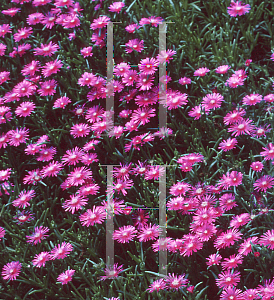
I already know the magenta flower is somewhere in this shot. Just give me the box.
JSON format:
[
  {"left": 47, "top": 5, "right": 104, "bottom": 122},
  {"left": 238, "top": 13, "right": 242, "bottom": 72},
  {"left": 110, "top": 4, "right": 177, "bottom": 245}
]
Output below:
[
  {"left": 100, "top": 263, "right": 124, "bottom": 281},
  {"left": 125, "top": 39, "right": 144, "bottom": 53},
  {"left": 13, "top": 189, "right": 35, "bottom": 208},
  {"left": 253, "top": 175, "right": 274, "bottom": 192},
  {"left": 108, "top": 2, "right": 125, "bottom": 13},
  {"left": 57, "top": 269, "right": 75, "bottom": 285},
  {"left": 27, "top": 12, "right": 44, "bottom": 25},
  {"left": 50, "top": 242, "right": 73, "bottom": 260},
  {"left": 228, "top": 118, "right": 255, "bottom": 136},
  {"left": 259, "top": 230, "right": 274, "bottom": 250},
  {"left": 41, "top": 59, "right": 63, "bottom": 77},
  {"left": 164, "top": 273, "right": 188, "bottom": 291},
  {"left": 33, "top": 41, "right": 59, "bottom": 57},
  {"left": 218, "top": 138, "right": 238, "bottom": 152},
  {"left": 15, "top": 102, "right": 36, "bottom": 117},
  {"left": 38, "top": 79, "right": 57, "bottom": 96},
  {"left": 2, "top": 7, "right": 21, "bottom": 17},
  {"left": 137, "top": 223, "right": 162, "bottom": 242},
  {"left": 0, "top": 24, "right": 12, "bottom": 38},
  {"left": 215, "top": 65, "right": 231, "bottom": 74},
  {"left": 0, "top": 227, "right": 5, "bottom": 241},
  {"left": 242, "top": 93, "right": 262, "bottom": 106},
  {"left": 206, "top": 253, "right": 222, "bottom": 267},
  {"left": 138, "top": 57, "right": 159, "bottom": 75},
  {"left": 216, "top": 269, "right": 241, "bottom": 289},
  {"left": 194, "top": 67, "right": 210, "bottom": 76},
  {"left": 225, "top": 75, "right": 244, "bottom": 88},
  {"left": 201, "top": 92, "right": 224, "bottom": 110},
  {"left": 157, "top": 49, "right": 176, "bottom": 64},
  {"left": 220, "top": 286, "right": 244, "bottom": 300},
  {"left": 221, "top": 254, "right": 243, "bottom": 271},
  {"left": 80, "top": 46, "right": 93, "bottom": 58},
  {"left": 53, "top": 96, "right": 72, "bottom": 109},
  {"left": 26, "top": 226, "right": 49, "bottom": 245},
  {"left": 112, "top": 225, "right": 137, "bottom": 243},
  {"left": 179, "top": 77, "right": 191, "bottom": 85},
  {"left": 227, "top": 1, "right": 251, "bottom": 17},
  {"left": 250, "top": 161, "right": 264, "bottom": 172},
  {"left": 146, "top": 279, "right": 167, "bottom": 293},
  {"left": 90, "top": 16, "right": 110, "bottom": 30},
  {"left": 62, "top": 194, "right": 88, "bottom": 214},
  {"left": 79, "top": 206, "right": 106, "bottom": 227},
  {"left": 70, "top": 123, "right": 90, "bottom": 138},
  {"left": 13, "top": 80, "right": 37, "bottom": 98},
  {"left": 2, "top": 261, "right": 22, "bottom": 281},
  {"left": 14, "top": 27, "right": 33, "bottom": 42},
  {"left": 214, "top": 228, "right": 243, "bottom": 250},
  {"left": 32, "top": 251, "right": 51, "bottom": 268},
  {"left": 260, "top": 143, "right": 274, "bottom": 160}
]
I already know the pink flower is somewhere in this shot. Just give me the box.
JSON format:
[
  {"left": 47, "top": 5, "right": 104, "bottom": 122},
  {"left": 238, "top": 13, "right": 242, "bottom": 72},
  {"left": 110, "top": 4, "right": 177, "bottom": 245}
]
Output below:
[
  {"left": 146, "top": 279, "right": 167, "bottom": 293},
  {"left": 100, "top": 263, "right": 124, "bottom": 281},
  {"left": 8, "top": 127, "right": 29, "bottom": 147},
  {"left": 220, "top": 286, "right": 244, "bottom": 300},
  {"left": 169, "top": 181, "right": 191, "bottom": 196},
  {"left": 188, "top": 105, "right": 202, "bottom": 119},
  {"left": 201, "top": 92, "right": 224, "bottom": 110},
  {"left": 80, "top": 46, "right": 93, "bottom": 58},
  {"left": 253, "top": 175, "right": 274, "bottom": 193},
  {"left": 14, "top": 80, "right": 37, "bottom": 98},
  {"left": 136, "top": 73, "right": 154, "bottom": 91},
  {"left": 216, "top": 269, "right": 241, "bottom": 289},
  {"left": 179, "top": 77, "right": 191, "bottom": 85},
  {"left": 215, "top": 65, "right": 231, "bottom": 74},
  {"left": 15, "top": 102, "right": 36, "bottom": 117},
  {"left": 214, "top": 228, "right": 243, "bottom": 250},
  {"left": 137, "top": 223, "right": 162, "bottom": 242},
  {"left": 218, "top": 138, "right": 238, "bottom": 152},
  {"left": 70, "top": 123, "right": 90, "bottom": 138},
  {"left": 144, "top": 165, "right": 165, "bottom": 180},
  {"left": 12, "top": 189, "right": 35, "bottom": 208},
  {"left": 194, "top": 67, "right": 210, "bottom": 76},
  {"left": 164, "top": 273, "right": 188, "bottom": 291},
  {"left": 250, "top": 161, "right": 264, "bottom": 172},
  {"left": 219, "top": 193, "right": 237, "bottom": 211},
  {"left": 0, "top": 71, "right": 10, "bottom": 85},
  {"left": 227, "top": 0, "right": 251, "bottom": 17},
  {"left": 78, "top": 183, "right": 99, "bottom": 196},
  {"left": 245, "top": 59, "right": 252, "bottom": 66},
  {"left": 157, "top": 49, "right": 176, "bottom": 64},
  {"left": 33, "top": 41, "right": 59, "bottom": 57},
  {"left": 67, "top": 166, "right": 92, "bottom": 186},
  {"left": 50, "top": 242, "right": 73, "bottom": 260},
  {"left": 62, "top": 194, "right": 88, "bottom": 214},
  {"left": 221, "top": 254, "right": 243, "bottom": 270},
  {"left": 78, "top": 72, "right": 97, "bottom": 87},
  {"left": 227, "top": 118, "right": 255, "bottom": 136},
  {"left": 38, "top": 79, "right": 57, "bottom": 96},
  {"left": 138, "top": 57, "right": 159, "bottom": 75},
  {"left": 206, "top": 253, "right": 222, "bottom": 267},
  {"left": 33, "top": 0, "right": 52, "bottom": 6},
  {"left": 2, "top": 7, "right": 21, "bottom": 17},
  {"left": 113, "top": 225, "right": 137, "bottom": 243},
  {"left": 264, "top": 94, "right": 274, "bottom": 102},
  {"left": 242, "top": 93, "right": 262, "bottom": 106},
  {"left": 37, "top": 147, "right": 56, "bottom": 162},
  {"left": 53, "top": 96, "right": 71, "bottom": 109},
  {"left": 230, "top": 213, "right": 251, "bottom": 229},
  {"left": 90, "top": 16, "right": 110, "bottom": 30},
  {"left": 32, "top": 252, "right": 51, "bottom": 268},
  {"left": 0, "top": 227, "right": 6, "bottom": 241},
  {"left": 225, "top": 75, "right": 244, "bottom": 88},
  {"left": 27, "top": 12, "right": 44, "bottom": 25},
  {"left": 260, "top": 143, "right": 274, "bottom": 160},
  {"left": 218, "top": 171, "right": 243, "bottom": 190},
  {"left": 41, "top": 161, "right": 63, "bottom": 178},
  {"left": 179, "top": 234, "right": 203, "bottom": 257},
  {"left": 79, "top": 206, "right": 106, "bottom": 227},
  {"left": 41, "top": 13, "right": 56, "bottom": 29},
  {"left": 0, "top": 169, "right": 11, "bottom": 182},
  {"left": 14, "top": 27, "right": 33, "bottom": 42},
  {"left": 125, "top": 23, "right": 140, "bottom": 33},
  {"left": 125, "top": 39, "right": 144, "bottom": 53},
  {"left": 57, "top": 269, "right": 75, "bottom": 285},
  {"left": 161, "top": 90, "right": 188, "bottom": 110},
  {"left": 224, "top": 108, "right": 246, "bottom": 125},
  {"left": 108, "top": 2, "right": 125, "bottom": 13},
  {"left": 21, "top": 60, "right": 41, "bottom": 76},
  {"left": 0, "top": 43, "right": 7, "bottom": 56},
  {"left": 0, "top": 24, "right": 12, "bottom": 38},
  {"left": 26, "top": 226, "right": 49, "bottom": 245},
  {"left": 13, "top": 210, "right": 35, "bottom": 225},
  {"left": 2, "top": 261, "right": 21, "bottom": 281},
  {"left": 148, "top": 16, "right": 164, "bottom": 27},
  {"left": 41, "top": 59, "right": 63, "bottom": 77}
]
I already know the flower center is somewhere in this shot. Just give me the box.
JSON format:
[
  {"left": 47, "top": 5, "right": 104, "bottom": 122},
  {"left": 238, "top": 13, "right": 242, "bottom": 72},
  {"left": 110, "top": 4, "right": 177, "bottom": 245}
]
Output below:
[
  {"left": 238, "top": 124, "right": 245, "bottom": 129},
  {"left": 133, "top": 45, "right": 137, "bottom": 48}
]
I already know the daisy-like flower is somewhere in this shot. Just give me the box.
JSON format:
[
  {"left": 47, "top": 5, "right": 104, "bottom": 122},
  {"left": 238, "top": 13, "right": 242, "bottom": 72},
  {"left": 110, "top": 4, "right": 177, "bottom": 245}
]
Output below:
[
  {"left": 27, "top": 12, "right": 44, "bottom": 25},
  {"left": 195, "top": 222, "right": 217, "bottom": 242},
  {"left": 100, "top": 263, "right": 124, "bottom": 281},
  {"left": 112, "top": 163, "right": 132, "bottom": 180},
  {"left": 13, "top": 210, "right": 35, "bottom": 225},
  {"left": 114, "top": 62, "right": 131, "bottom": 78},
  {"left": 2, "top": 261, "right": 22, "bottom": 281},
  {"left": 216, "top": 269, "right": 241, "bottom": 289},
  {"left": 38, "top": 79, "right": 57, "bottom": 96},
  {"left": 14, "top": 27, "right": 33, "bottom": 42},
  {"left": 131, "top": 107, "right": 156, "bottom": 126},
  {"left": 164, "top": 273, "right": 188, "bottom": 291},
  {"left": 253, "top": 175, "right": 274, "bottom": 193},
  {"left": 0, "top": 71, "right": 10, "bottom": 85},
  {"left": 136, "top": 73, "right": 155, "bottom": 91},
  {"left": 224, "top": 108, "right": 246, "bottom": 125},
  {"left": 33, "top": 0, "right": 52, "bottom": 6},
  {"left": 90, "top": 15, "right": 110, "bottom": 30},
  {"left": 242, "top": 93, "right": 262, "bottom": 106},
  {"left": 33, "top": 41, "right": 59, "bottom": 57},
  {"left": 179, "top": 234, "right": 203, "bottom": 257},
  {"left": 230, "top": 213, "right": 251, "bottom": 229},
  {"left": 108, "top": 2, "right": 125, "bottom": 13},
  {"left": 78, "top": 183, "right": 99, "bottom": 196},
  {"left": 188, "top": 105, "right": 202, "bottom": 119},
  {"left": 79, "top": 206, "right": 106, "bottom": 227},
  {"left": 15, "top": 102, "right": 36, "bottom": 117},
  {"left": 8, "top": 127, "right": 29, "bottom": 147},
  {"left": 0, "top": 43, "right": 7, "bottom": 56},
  {"left": 125, "top": 38, "right": 144, "bottom": 53},
  {"left": 219, "top": 193, "right": 237, "bottom": 211},
  {"left": 228, "top": 118, "right": 255, "bottom": 136},
  {"left": 148, "top": 16, "right": 164, "bottom": 27},
  {"left": 113, "top": 225, "right": 137, "bottom": 243},
  {"left": 57, "top": 269, "right": 75, "bottom": 285},
  {"left": 157, "top": 49, "right": 176, "bottom": 64},
  {"left": 250, "top": 161, "right": 264, "bottom": 172},
  {"left": 125, "top": 23, "right": 140, "bottom": 33},
  {"left": 146, "top": 279, "right": 167, "bottom": 293},
  {"left": 206, "top": 253, "right": 222, "bottom": 267},
  {"left": 264, "top": 94, "right": 274, "bottom": 103},
  {"left": 170, "top": 181, "right": 191, "bottom": 196},
  {"left": 62, "top": 194, "right": 88, "bottom": 214},
  {"left": 260, "top": 143, "right": 274, "bottom": 160},
  {"left": 215, "top": 65, "right": 231, "bottom": 74},
  {"left": 144, "top": 165, "right": 165, "bottom": 180},
  {"left": 41, "top": 12, "right": 56, "bottom": 29},
  {"left": 14, "top": 80, "right": 37, "bottom": 98},
  {"left": 225, "top": 75, "right": 245, "bottom": 88},
  {"left": 0, "top": 24, "right": 12, "bottom": 38},
  {"left": 26, "top": 226, "right": 49, "bottom": 245},
  {"left": 179, "top": 76, "right": 191, "bottom": 85},
  {"left": 201, "top": 92, "right": 224, "bottom": 110},
  {"left": 41, "top": 59, "right": 63, "bottom": 77},
  {"left": 21, "top": 60, "right": 41, "bottom": 76},
  {"left": 50, "top": 242, "right": 73, "bottom": 260},
  {"left": 167, "top": 196, "right": 185, "bottom": 211},
  {"left": 54, "top": 0, "right": 73, "bottom": 7},
  {"left": 78, "top": 72, "right": 97, "bottom": 87},
  {"left": 221, "top": 254, "right": 243, "bottom": 271},
  {"left": 161, "top": 89, "right": 188, "bottom": 110},
  {"left": 32, "top": 252, "right": 50, "bottom": 268},
  {"left": 41, "top": 161, "right": 62, "bottom": 178},
  {"left": 194, "top": 67, "right": 210, "bottom": 76},
  {"left": 37, "top": 147, "right": 56, "bottom": 162},
  {"left": 137, "top": 223, "right": 162, "bottom": 242},
  {"left": 218, "top": 138, "right": 238, "bottom": 152},
  {"left": 0, "top": 168, "right": 12, "bottom": 181},
  {"left": 67, "top": 166, "right": 92, "bottom": 187},
  {"left": 80, "top": 46, "right": 93, "bottom": 58},
  {"left": 227, "top": 0, "right": 251, "bottom": 17},
  {"left": 214, "top": 228, "right": 243, "bottom": 250},
  {"left": 242, "top": 289, "right": 257, "bottom": 300},
  {"left": 53, "top": 96, "right": 71, "bottom": 109},
  {"left": 0, "top": 227, "right": 6, "bottom": 241},
  {"left": 138, "top": 57, "right": 159, "bottom": 75},
  {"left": 218, "top": 171, "right": 243, "bottom": 190},
  {"left": 192, "top": 207, "right": 217, "bottom": 226},
  {"left": 70, "top": 123, "right": 90, "bottom": 138},
  {"left": 2, "top": 7, "right": 21, "bottom": 17},
  {"left": 252, "top": 124, "right": 271, "bottom": 138},
  {"left": 62, "top": 147, "right": 83, "bottom": 166},
  {"left": 12, "top": 189, "right": 35, "bottom": 208}
]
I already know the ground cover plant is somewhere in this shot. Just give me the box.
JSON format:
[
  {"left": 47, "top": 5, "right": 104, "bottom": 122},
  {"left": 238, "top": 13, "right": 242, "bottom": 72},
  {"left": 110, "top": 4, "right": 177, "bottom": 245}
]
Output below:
[{"left": 0, "top": 0, "right": 274, "bottom": 299}]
